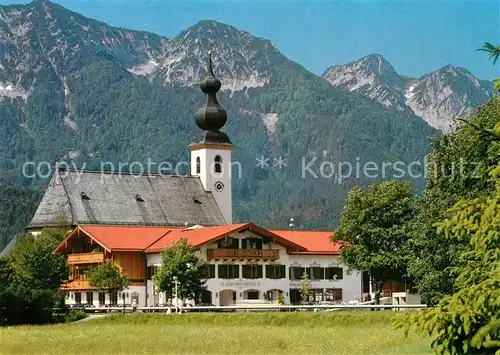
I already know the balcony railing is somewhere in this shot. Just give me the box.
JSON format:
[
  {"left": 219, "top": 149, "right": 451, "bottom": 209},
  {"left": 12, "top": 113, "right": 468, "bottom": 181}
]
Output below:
[
  {"left": 207, "top": 248, "right": 280, "bottom": 261},
  {"left": 60, "top": 279, "right": 94, "bottom": 291},
  {"left": 67, "top": 252, "right": 104, "bottom": 264}
]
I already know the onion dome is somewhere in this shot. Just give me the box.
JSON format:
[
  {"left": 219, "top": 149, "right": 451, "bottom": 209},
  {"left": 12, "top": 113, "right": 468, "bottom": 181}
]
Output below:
[{"left": 194, "top": 51, "right": 231, "bottom": 144}]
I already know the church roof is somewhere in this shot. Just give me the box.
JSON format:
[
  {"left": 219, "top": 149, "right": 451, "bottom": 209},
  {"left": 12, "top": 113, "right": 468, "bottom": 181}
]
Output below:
[
  {"left": 193, "top": 51, "right": 231, "bottom": 145},
  {"left": 28, "top": 169, "right": 226, "bottom": 229},
  {"left": 0, "top": 233, "right": 23, "bottom": 258}
]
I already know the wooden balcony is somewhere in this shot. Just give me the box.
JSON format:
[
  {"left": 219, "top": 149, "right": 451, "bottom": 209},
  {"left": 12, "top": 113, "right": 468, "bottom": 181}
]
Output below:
[
  {"left": 67, "top": 252, "right": 104, "bottom": 265},
  {"left": 207, "top": 248, "right": 280, "bottom": 261},
  {"left": 60, "top": 279, "right": 94, "bottom": 291}
]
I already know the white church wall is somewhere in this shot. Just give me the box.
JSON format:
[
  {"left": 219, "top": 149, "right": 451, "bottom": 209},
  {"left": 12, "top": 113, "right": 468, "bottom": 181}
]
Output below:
[{"left": 190, "top": 146, "right": 232, "bottom": 224}]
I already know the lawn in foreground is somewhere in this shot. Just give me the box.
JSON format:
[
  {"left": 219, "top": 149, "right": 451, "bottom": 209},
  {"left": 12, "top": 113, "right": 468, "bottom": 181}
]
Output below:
[{"left": 0, "top": 311, "right": 431, "bottom": 354}]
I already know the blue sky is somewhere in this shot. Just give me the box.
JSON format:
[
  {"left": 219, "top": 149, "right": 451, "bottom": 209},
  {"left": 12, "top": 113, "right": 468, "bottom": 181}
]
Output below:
[{"left": 2, "top": 0, "right": 499, "bottom": 79}]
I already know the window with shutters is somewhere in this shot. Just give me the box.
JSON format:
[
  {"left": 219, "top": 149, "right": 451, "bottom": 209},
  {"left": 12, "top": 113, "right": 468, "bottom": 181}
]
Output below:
[
  {"left": 310, "top": 267, "right": 325, "bottom": 280},
  {"left": 202, "top": 264, "right": 216, "bottom": 279},
  {"left": 289, "top": 289, "right": 301, "bottom": 305},
  {"left": 289, "top": 266, "right": 305, "bottom": 280},
  {"left": 242, "top": 264, "right": 263, "bottom": 279},
  {"left": 110, "top": 292, "right": 118, "bottom": 305},
  {"left": 147, "top": 266, "right": 160, "bottom": 279},
  {"left": 217, "top": 237, "right": 239, "bottom": 249},
  {"left": 218, "top": 264, "right": 239, "bottom": 279},
  {"left": 242, "top": 238, "right": 263, "bottom": 249},
  {"left": 325, "top": 267, "right": 343, "bottom": 280},
  {"left": 266, "top": 264, "right": 286, "bottom": 279}
]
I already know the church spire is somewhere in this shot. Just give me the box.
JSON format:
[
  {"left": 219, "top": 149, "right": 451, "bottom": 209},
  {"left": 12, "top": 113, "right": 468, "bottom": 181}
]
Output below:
[{"left": 194, "top": 51, "right": 231, "bottom": 144}]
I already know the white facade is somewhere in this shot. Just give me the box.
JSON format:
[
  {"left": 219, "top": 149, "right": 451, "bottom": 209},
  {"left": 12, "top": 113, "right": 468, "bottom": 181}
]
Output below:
[
  {"left": 145, "top": 230, "right": 362, "bottom": 306},
  {"left": 66, "top": 285, "right": 145, "bottom": 307},
  {"left": 190, "top": 144, "right": 232, "bottom": 224}
]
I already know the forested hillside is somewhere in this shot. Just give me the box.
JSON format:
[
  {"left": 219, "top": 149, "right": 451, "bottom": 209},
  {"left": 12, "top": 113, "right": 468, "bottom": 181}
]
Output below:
[
  {"left": 0, "top": 1, "right": 440, "bottom": 248},
  {"left": 0, "top": 179, "right": 40, "bottom": 249}
]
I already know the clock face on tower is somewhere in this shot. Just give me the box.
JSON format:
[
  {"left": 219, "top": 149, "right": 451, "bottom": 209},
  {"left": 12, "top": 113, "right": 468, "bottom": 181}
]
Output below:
[{"left": 214, "top": 181, "right": 224, "bottom": 192}]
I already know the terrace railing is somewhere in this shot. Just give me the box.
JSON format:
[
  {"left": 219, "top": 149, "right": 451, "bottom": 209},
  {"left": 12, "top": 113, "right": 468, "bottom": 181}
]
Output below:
[
  {"left": 207, "top": 248, "right": 280, "bottom": 261},
  {"left": 60, "top": 279, "right": 94, "bottom": 291},
  {"left": 67, "top": 252, "right": 104, "bottom": 264},
  {"left": 66, "top": 304, "right": 427, "bottom": 313}
]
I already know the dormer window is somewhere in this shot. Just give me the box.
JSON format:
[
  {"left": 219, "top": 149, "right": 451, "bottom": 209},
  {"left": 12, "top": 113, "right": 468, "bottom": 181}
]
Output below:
[
  {"left": 80, "top": 192, "right": 90, "bottom": 200},
  {"left": 214, "top": 155, "right": 222, "bottom": 173},
  {"left": 135, "top": 195, "right": 145, "bottom": 202},
  {"left": 193, "top": 197, "right": 202, "bottom": 205}
]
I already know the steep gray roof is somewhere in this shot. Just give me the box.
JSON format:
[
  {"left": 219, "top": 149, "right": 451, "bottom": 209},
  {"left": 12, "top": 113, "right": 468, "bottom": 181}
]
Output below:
[
  {"left": 28, "top": 169, "right": 226, "bottom": 229},
  {"left": 0, "top": 234, "right": 22, "bottom": 258}
]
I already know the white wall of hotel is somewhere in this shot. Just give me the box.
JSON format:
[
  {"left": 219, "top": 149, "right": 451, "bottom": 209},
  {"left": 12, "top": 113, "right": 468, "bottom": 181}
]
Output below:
[
  {"left": 146, "top": 230, "right": 362, "bottom": 306},
  {"left": 66, "top": 286, "right": 146, "bottom": 307}
]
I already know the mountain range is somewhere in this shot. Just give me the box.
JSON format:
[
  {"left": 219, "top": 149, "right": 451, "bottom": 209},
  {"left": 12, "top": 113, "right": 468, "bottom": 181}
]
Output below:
[
  {"left": 0, "top": 0, "right": 493, "bottom": 249},
  {"left": 323, "top": 54, "right": 493, "bottom": 131}
]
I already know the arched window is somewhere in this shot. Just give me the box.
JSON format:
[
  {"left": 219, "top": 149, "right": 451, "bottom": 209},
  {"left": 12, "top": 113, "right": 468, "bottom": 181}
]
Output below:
[
  {"left": 196, "top": 157, "right": 201, "bottom": 174},
  {"left": 214, "top": 155, "right": 222, "bottom": 173}
]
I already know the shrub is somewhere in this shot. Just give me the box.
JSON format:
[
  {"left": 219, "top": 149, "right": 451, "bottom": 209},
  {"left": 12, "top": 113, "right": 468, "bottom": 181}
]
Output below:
[{"left": 65, "top": 310, "right": 87, "bottom": 323}]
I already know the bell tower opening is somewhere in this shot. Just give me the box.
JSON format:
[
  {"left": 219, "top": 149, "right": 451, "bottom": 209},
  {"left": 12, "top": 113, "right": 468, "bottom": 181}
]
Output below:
[{"left": 214, "top": 155, "right": 222, "bottom": 173}]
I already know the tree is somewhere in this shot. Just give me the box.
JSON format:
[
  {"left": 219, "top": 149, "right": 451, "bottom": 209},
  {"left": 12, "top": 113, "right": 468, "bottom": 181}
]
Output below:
[
  {"left": 0, "top": 256, "right": 13, "bottom": 289},
  {"left": 0, "top": 179, "right": 40, "bottom": 251},
  {"left": 397, "top": 122, "right": 500, "bottom": 354},
  {"left": 333, "top": 180, "right": 415, "bottom": 304},
  {"left": 0, "top": 229, "right": 69, "bottom": 325},
  {"left": 408, "top": 91, "right": 500, "bottom": 305},
  {"left": 277, "top": 291, "right": 285, "bottom": 305},
  {"left": 478, "top": 42, "right": 500, "bottom": 64},
  {"left": 154, "top": 238, "right": 207, "bottom": 301},
  {"left": 0, "top": 256, "right": 13, "bottom": 323},
  {"left": 477, "top": 42, "right": 500, "bottom": 92},
  {"left": 87, "top": 260, "right": 130, "bottom": 295},
  {"left": 299, "top": 272, "right": 312, "bottom": 304}
]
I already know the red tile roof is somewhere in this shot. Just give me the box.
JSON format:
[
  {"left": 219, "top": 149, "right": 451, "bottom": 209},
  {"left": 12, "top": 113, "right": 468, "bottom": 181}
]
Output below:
[
  {"left": 145, "top": 223, "right": 305, "bottom": 253},
  {"left": 56, "top": 225, "right": 176, "bottom": 252},
  {"left": 79, "top": 225, "right": 175, "bottom": 251},
  {"left": 270, "top": 230, "right": 340, "bottom": 254},
  {"left": 144, "top": 224, "right": 245, "bottom": 253},
  {"left": 55, "top": 224, "right": 337, "bottom": 255}
]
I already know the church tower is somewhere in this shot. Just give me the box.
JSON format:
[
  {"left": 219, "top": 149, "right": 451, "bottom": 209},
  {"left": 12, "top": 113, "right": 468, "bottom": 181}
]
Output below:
[{"left": 190, "top": 52, "right": 232, "bottom": 224}]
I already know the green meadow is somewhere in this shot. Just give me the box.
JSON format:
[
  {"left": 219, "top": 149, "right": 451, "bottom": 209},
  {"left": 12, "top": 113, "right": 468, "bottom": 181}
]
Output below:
[{"left": 0, "top": 312, "right": 431, "bottom": 354}]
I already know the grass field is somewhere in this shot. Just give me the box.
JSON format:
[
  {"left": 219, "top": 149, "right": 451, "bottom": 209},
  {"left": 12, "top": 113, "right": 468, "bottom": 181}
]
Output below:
[{"left": 0, "top": 312, "right": 431, "bottom": 354}]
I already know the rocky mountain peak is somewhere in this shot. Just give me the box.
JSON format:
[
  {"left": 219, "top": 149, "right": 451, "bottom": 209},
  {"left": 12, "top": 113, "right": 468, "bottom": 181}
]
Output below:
[
  {"left": 323, "top": 55, "right": 493, "bottom": 131},
  {"left": 0, "top": 0, "right": 165, "bottom": 90},
  {"left": 404, "top": 64, "right": 493, "bottom": 131},
  {"left": 129, "top": 20, "right": 283, "bottom": 92},
  {"left": 323, "top": 54, "right": 406, "bottom": 110}
]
